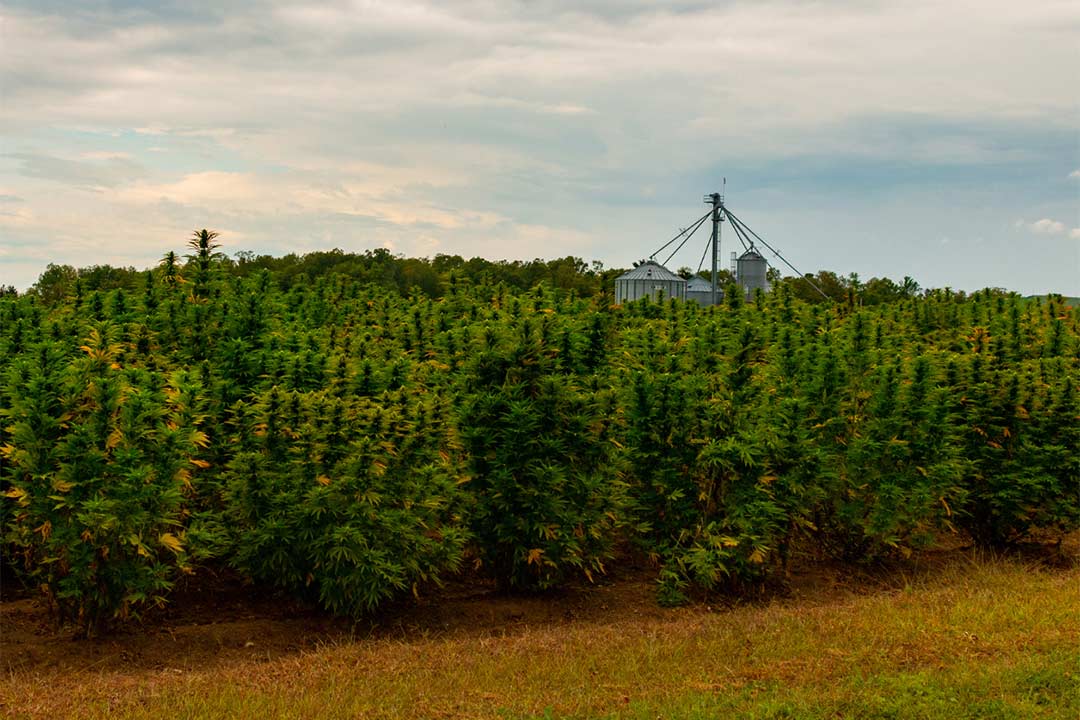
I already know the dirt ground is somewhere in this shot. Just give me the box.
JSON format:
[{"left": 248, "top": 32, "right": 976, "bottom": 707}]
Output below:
[{"left": 2, "top": 535, "right": 1075, "bottom": 681}]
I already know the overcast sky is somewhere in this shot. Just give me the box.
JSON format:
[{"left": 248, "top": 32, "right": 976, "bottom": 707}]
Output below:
[{"left": 2, "top": 0, "right": 1078, "bottom": 294}]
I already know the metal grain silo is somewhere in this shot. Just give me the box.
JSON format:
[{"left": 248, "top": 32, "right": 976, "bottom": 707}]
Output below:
[
  {"left": 614, "top": 261, "right": 686, "bottom": 304},
  {"left": 736, "top": 249, "right": 769, "bottom": 297},
  {"left": 685, "top": 275, "right": 719, "bottom": 305}
]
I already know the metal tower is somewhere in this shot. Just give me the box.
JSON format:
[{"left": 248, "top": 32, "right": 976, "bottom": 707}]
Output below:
[
  {"left": 638, "top": 181, "right": 828, "bottom": 304},
  {"left": 704, "top": 187, "right": 724, "bottom": 306}
]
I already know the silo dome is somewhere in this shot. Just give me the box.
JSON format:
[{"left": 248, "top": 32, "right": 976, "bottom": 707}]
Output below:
[
  {"left": 614, "top": 261, "right": 686, "bottom": 304},
  {"left": 736, "top": 249, "right": 769, "bottom": 297},
  {"left": 685, "top": 275, "right": 719, "bottom": 305}
]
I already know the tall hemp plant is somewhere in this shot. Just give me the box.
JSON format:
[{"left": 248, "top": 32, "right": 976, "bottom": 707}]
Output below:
[
  {"left": 459, "top": 320, "right": 625, "bottom": 591},
  {"left": 3, "top": 325, "right": 207, "bottom": 636},
  {"left": 185, "top": 229, "right": 222, "bottom": 300},
  {"left": 223, "top": 384, "right": 469, "bottom": 617}
]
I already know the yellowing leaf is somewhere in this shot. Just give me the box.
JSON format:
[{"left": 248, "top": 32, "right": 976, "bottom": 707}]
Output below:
[
  {"left": 51, "top": 479, "right": 75, "bottom": 493},
  {"left": 105, "top": 428, "right": 124, "bottom": 450},
  {"left": 748, "top": 548, "right": 766, "bottom": 564},
  {"left": 317, "top": 475, "right": 332, "bottom": 486},
  {"left": 190, "top": 459, "right": 211, "bottom": 469},
  {"left": 159, "top": 532, "right": 184, "bottom": 554},
  {"left": 526, "top": 548, "right": 544, "bottom": 566}
]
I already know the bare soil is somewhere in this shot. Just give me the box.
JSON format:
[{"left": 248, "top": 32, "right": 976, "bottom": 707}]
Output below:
[{"left": 2, "top": 535, "right": 1074, "bottom": 680}]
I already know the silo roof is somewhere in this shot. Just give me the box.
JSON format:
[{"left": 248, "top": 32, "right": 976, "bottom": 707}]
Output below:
[
  {"left": 738, "top": 249, "right": 765, "bottom": 261},
  {"left": 615, "top": 261, "right": 685, "bottom": 282},
  {"left": 686, "top": 276, "right": 715, "bottom": 291}
]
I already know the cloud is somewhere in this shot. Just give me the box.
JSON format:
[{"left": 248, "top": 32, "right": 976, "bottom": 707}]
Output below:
[
  {"left": 1070, "top": 228, "right": 1080, "bottom": 240},
  {"left": 112, "top": 168, "right": 507, "bottom": 232},
  {"left": 1070, "top": 170, "right": 1080, "bottom": 179},
  {"left": 3, "top": 152, "right": 145, "bottom": 189},
  {"left": 80, "top": 151, "right": 133, "bottom": 161},
  {"left": 0, "top": 1, "right": 1078, "bottom": 295},
  {"left": 117, "top": 171, "right": 263, "bottom": 209},
  {"left": 1029, "top": 218, "right": 1067, "bottom": 235}
]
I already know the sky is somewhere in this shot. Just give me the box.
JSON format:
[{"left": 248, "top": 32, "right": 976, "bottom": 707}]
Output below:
[{"left": 1, "top": 0, "right": 1078, "bottom": 295}]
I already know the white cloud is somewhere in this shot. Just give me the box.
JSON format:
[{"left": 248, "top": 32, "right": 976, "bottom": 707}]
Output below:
[
  {"left": 1029, "top": 218, "right": 1067, "bottom": 235},
  {"left": 117, "top": 172, "right": 264, "bottom": 209},
  {"left": 1069, "top": 169, "right": 1080, "bottom": 179},
  {"left": 79, "top": 151, "right": 132, "bottom": 161},
  {"left": 0, "top": 1, "right": 1078, "bottom": 295},
  {"left": 1070, "top": 228, "right": 1080, "bottom": 240}
]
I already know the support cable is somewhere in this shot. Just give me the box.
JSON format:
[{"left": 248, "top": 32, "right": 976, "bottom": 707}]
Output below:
[
  {"left": 695, "top": 232, "right": 712, "bottom": 273},
  {"left": 649, "top": 210, "right": 712, "bottom": 261},
  {"left": 725, "top": 210, "right": 753, "bottom": 252},
  {"left": 662, "top": 212, "right": 710, "bottom": 267},
  {"left": 723, "top": 208, "right": 831, "bottom": 301}
]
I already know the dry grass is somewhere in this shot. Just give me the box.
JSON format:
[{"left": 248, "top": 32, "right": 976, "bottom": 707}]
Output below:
[{"left": 2, "top": 552, "right": 1078, "bottom": 719}]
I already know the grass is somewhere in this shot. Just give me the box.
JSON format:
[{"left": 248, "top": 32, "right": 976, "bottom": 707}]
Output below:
[{"left": 2, "top": 552, "right": 1078, "bottom": 719}]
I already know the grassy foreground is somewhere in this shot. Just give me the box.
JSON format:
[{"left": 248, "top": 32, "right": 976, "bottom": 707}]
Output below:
[{"left": 2, "top": 553, "right": 1078, "bottom": 719}]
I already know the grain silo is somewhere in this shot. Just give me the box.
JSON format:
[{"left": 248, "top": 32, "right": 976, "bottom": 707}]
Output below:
[
  {"left": 736, "top": 249, "right": 769, "bottom": 297},
  {"left": 685, "top": 275, "right": 719, "bottom": 305},
  {"left": 614, "top": 261, "right": 686, "bottom": 304}
]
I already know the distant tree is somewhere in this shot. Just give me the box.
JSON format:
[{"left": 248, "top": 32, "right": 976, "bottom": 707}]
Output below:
[
  {"left": 861, "top": 277, "right": 901, "bottom": 305},
  {"left": 784, "top": 271, "right": 845, "bottom": 303},
  {"left": 901, "top": 276, "right": 921, "bottom": 298},
  {"left": 77, "top": 265, "right": 139, "bottom": 292},
  {"left": 31, "top": 264, "right": 78, "bottom": 306},
  {"left": 696, "top": 269, "right": 734, "bottom": 285}
]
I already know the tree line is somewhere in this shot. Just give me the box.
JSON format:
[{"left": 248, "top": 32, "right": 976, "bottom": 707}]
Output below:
[{"left": 28, "top": 245, "right": 949, "bottom": 308}]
